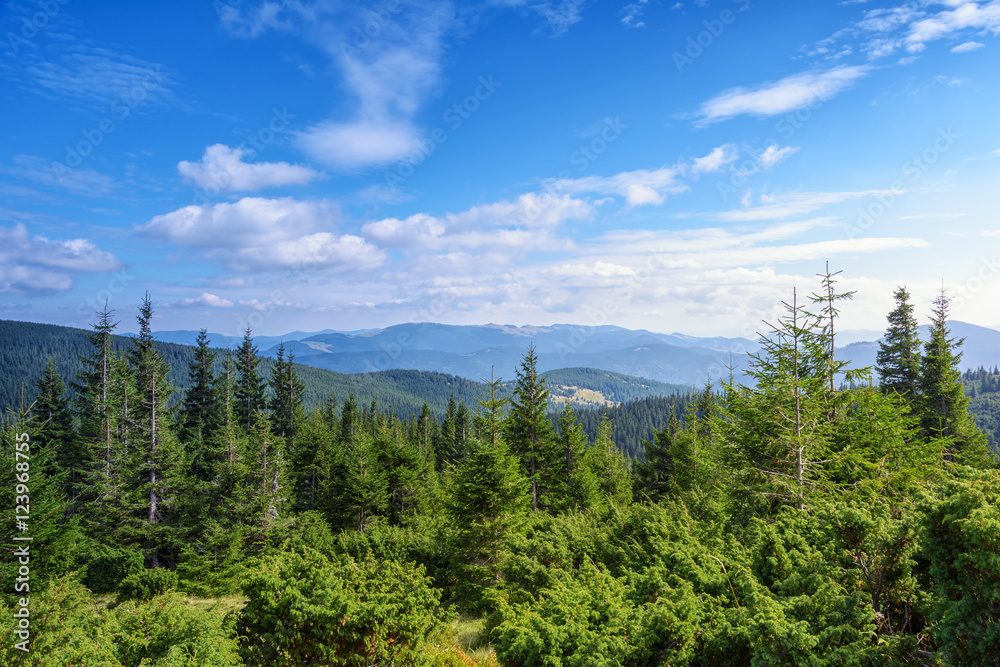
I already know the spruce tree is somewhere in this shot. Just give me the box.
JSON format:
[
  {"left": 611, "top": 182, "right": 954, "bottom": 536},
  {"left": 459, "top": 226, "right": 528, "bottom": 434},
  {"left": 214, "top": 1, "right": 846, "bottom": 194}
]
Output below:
[
  {"left": 234, "top": 327, "right": 266, "bottom": 433},
  {"left": 635, "top": 412, "right": 679, "bottom": 503},
  {"left": 877, "top": 286, "right": 922, "bottom": 400},
  {"left": 30, "top": 360, "right": 81, "bottom": 499},
  {"left": 553, "top": 403, "right": 598, "bottom": 511},
  {"left": 918, "top": 287, "right": 991, "bottom": 465},
  {"left": 178, "top": 329, "right": 224, "bottom": 481},
  {"left": 505, "top": 346, "right": 557, "bottom": 512},
  {"left": 268, "top": 343, "right": 305, "bottom": 440},
  {"left": 721, "top": 287, "right": 844, "bottom": 514},
  {"left": 586, "top": 413, "right": 632, "bottom": 507},
  {"left": 125, "top": 294, "right": 181, "bottom": 568}
]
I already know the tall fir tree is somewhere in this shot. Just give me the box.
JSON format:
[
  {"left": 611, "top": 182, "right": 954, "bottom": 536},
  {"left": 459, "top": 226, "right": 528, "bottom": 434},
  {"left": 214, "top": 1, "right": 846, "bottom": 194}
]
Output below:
[
  {"left": 268, "top": 343, "right": 305, "bottom": 440},
  {"left": 125, "top": 294, "right": 182, "bottom": 568},
  {"left": 72, "top": 306, "right": 129, "bottom": 534},
  {"left": 720, "top": 286, "right": 847, "bottom": 514},
  {"left": 505, "top": 346, "right": 557, "bottom": 512},
  {"left": 178, "top": 329, "right": 224, "bottom": 482},
  {"left": 877, "top": 286, "right": 922, "bottom": 400},
  {"left": 586, "top": 413, "right": 632, "bottom": 508},
  {"left": 553, "top": 403, "right": 599, "bottom": 511},
  {"left": 635, "top": 412, "right": 680, "bottom": 503},
  {"left": 917, "top": 286, "right": 991, "bottom": 465},
  {"left": 234, "top": 326, "right": 267, "bottom": 433},
  {"left": 30, "top": 360, "right": 81, "bottom": 499}
]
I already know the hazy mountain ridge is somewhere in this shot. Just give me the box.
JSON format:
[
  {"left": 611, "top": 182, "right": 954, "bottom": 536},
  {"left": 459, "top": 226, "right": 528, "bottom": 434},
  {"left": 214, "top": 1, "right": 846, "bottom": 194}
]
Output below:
[{"left": 92, "top": 320, "right": 1000, "bottom": 388}]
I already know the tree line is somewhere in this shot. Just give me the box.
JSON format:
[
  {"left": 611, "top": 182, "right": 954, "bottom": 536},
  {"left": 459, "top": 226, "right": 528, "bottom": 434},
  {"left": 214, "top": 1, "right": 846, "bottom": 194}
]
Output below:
[{"left": 2, "top": 272, "right": 999, "bottom": 666}]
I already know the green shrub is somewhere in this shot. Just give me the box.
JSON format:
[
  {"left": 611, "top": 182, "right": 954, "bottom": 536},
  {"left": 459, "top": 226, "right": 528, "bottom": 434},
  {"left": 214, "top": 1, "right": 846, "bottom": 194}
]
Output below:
[
  {"left": 118, "top": 567, "right": 179, "bottom": 601},
  {"left": 239, "top": 546, "right": 443, "bottom": 666},
  {"left": 111, "top": 592, "right": 243, "bottom": 666},
  {"left": 84, "top": 546, "right": 145, "bottom": 595}
]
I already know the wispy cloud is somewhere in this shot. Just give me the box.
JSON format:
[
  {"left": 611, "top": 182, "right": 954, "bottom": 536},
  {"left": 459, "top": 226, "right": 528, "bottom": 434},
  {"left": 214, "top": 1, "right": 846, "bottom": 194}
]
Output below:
[
  {"left": 2, "top": 155, "right": 116, "bottom": 195},
  {"left": 13, "top": 45, "right": 178, "bottom": 109},
  {"left": 691, "top": 144, "right": 739, "bottom": 174},
  {"left": 905, "top": 1, "right": 1000, "bottom": 51},
  {"left": 549, "top": 166, "right": 687, "bottom": 206},
  {"left": 620, "top": 0, "right": 649, "bottom": 28},
  {"left": 220, "top": 1, "right": 455, "bottom": 172},
  {"left": 493, "top": 0, "right": 590, "bottom": 35},
  {"left": 178, "top": 144, "right": 323, "bottom": 192},
  {"left": 695, "top": 65, "right": 871, "bottom": 125},
  {"left": 758, "top": 145, "right": 800, "bottom": 169},
  {"left": 951, "top": 40, "right": 986, "bottom": 52},
  {"left": 716, "top": 189, "right": 894, "bottom": 222}
]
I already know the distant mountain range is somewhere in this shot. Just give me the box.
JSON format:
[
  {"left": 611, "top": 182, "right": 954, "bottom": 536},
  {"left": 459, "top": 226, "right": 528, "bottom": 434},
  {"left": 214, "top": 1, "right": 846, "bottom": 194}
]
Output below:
[
  {"left": 129, "top": 320, "right": 1000, "bottom": 388},
  {"left": 141, "top": 323, "right": 760, "bottom": 387}
]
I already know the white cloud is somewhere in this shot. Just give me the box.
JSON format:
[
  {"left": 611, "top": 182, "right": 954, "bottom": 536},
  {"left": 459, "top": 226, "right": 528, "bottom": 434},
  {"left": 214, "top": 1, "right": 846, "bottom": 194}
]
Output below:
[
  {"left": 179, "top": 292, "right": 234, "bottom": 308},
  {"left": 140, "top": 197, "right": 338, "bottom": 248},
  {"left": 177, "top": 144, "right": 322, "bottom": 192},
  {"left": 758, "top": 145, "right": 800, "bottom": 169},
  {"left": 549, "top": 167, "right": 686, "bottom": 206},
  {"left": 695, "top": 65, "right": 871, "bottom": 125},
  {"left": 951, "top": 40, "right": 986, "bottom": 51},
  {"left": 691, "top": 144, "right": 739, "bottom": 174},
  {"left": 297, "top": 119, "right": 422, "bottom": 172},
  {"left": 138, "top": 196, "right": 384, "bottom": 272},
  {"left": 0, "top": 224, "right": 122, "bottom": 293},
  {"left": 362, "top": 192, "right": 592, "bottom": 251},
  {"left": 906, "top": 1, "right": 1000, "bottom": 51}
]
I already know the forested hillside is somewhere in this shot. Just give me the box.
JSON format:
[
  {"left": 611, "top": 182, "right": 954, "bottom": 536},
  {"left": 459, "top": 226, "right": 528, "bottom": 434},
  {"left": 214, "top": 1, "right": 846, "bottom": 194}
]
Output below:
[
  {"left": 963, "top": 366, "right": 1000, "bottom": 452},
  {"left": 2, "top": 278, "right": 999, "bottom": 666}
]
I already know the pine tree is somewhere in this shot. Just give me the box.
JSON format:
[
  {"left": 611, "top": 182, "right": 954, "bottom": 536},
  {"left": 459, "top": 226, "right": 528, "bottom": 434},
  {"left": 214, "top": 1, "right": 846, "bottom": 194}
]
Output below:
[
  {"left": 505, "top": 346, "right": 557, "bottom": 512},
  {"left": 234, "top": 327, "right": 266, "bottom": 433},
  {"left": 1, "top": 407, "right": 84, "bottom": 594},
  {"left": 178, "top": 329, "right": 224, "bottom": 482},
  {"left": 449, "top": 377, "right": 529, "bottom": 603},
  {"left": 721, "top": 286, "right": 844, "bottom": 514},
  {"left": 124, "top": 294, "right": 182, "bottom": 568},
  {"left": 553, "top": 403, "right": 598, "bottom": 511},
  {"left": 586, "top": 413, "right": 632, "bottom": 507},
  {"left": 268, "top": 343, "right": 305, "bottom": 440},
  {"left": 918, "top": 287, "right": 991, "bottom": 465},
  {"left": 290, "top": 409, "right": 335, "bottom": 512},
  {"left": 635, "top": 412, "right": 679, "bottom": 503},
  {"left": 72, "top": 307, "right": 130, "bottom": 534},
  {"left": 29, "top": 360, "right": 81, "bottom": 499},
  {"left": 877, "top": 286, "right": 922, "bottom": 400}
]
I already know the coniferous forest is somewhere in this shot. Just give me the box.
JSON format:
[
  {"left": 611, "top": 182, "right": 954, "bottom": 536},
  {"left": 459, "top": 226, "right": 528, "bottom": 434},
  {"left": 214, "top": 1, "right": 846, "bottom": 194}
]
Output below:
[{"left": 2, "top": 273, "right": 999, "bottom": 666}]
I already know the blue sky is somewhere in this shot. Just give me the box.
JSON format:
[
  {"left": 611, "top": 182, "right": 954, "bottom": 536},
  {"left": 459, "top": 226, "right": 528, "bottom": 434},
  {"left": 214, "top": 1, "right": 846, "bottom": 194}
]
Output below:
[{"left": 1, "top": 0, "right": 999, "bottom": 339}]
